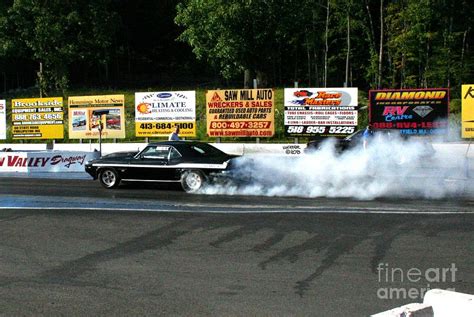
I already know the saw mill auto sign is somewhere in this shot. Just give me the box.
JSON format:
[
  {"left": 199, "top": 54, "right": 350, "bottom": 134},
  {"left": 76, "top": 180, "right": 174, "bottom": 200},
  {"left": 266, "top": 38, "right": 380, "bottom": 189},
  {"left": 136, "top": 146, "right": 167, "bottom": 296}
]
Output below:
[{"left": 206, "top": 89, "right": 275, "bottom": 138}]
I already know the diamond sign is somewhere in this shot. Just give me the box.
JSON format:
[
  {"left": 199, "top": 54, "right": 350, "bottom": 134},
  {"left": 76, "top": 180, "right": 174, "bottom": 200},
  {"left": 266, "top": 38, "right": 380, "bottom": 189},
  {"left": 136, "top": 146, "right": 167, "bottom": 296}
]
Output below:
[{"left": 413, "top": 106, "right": 433, "bottom": 118}]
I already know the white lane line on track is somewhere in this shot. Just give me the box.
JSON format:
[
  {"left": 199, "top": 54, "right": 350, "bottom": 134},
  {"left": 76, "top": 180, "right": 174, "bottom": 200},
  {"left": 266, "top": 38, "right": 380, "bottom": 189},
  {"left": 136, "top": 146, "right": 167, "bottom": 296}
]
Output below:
[
  {"left": 0, "top": 194, "right": 423, "bottom": 212},
  {"left": 1, "top": 206, "right": 474, "bottom": 214}
]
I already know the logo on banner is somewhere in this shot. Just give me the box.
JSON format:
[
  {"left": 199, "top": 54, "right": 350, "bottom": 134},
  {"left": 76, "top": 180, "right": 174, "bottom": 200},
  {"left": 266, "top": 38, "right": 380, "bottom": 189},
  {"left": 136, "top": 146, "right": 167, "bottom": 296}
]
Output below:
[
  {"left": 293, "top": 90, "right": 313, "bottom": 97},
  {"left": 211, "top": 92, "right": 222, "bottom": 102},
  {"left": 137, "top": 103, "right": 151, "bottom": 114},
  {"left": 291, "top": 90, "right": 353, "bottom": 106},
  {"left": 157, "top": 93, "right": 173, "bottom": 99},
  {"left": 412, "top": 106, "right": 434, "bottom": 118}
]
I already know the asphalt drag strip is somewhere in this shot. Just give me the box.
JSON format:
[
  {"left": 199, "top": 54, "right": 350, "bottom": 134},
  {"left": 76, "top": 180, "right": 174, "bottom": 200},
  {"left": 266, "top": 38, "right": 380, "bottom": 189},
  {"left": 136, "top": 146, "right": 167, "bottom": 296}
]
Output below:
[
  {"left": 0, "top": 207, "right": 473, "bottom": 316},
  {"left": 0, "top": 178, "right": 473, "bottom": 315}
]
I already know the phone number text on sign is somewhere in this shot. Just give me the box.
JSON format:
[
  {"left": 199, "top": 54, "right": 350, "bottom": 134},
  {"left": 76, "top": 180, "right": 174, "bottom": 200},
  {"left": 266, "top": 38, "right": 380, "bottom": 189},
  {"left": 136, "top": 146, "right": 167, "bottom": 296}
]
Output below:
[
  {"left": 210, "top": 121, "right": 271, "bottom": 129},
  {"left": 139, "top": 122, "right": 195, "bottom": 130},
  {"left": 286, "top": 126, "right": 355, "bottom": 134}
]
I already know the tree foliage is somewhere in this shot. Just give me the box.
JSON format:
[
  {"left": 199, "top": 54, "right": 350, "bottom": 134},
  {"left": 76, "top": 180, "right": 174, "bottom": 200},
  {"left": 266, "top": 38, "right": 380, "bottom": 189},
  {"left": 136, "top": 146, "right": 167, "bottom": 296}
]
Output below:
[
  {"left": 0, "top": 0, "right": 117, "bottom": 94},
  {"left": 0, "top": 0, "right": 472, "bottom": 96}
]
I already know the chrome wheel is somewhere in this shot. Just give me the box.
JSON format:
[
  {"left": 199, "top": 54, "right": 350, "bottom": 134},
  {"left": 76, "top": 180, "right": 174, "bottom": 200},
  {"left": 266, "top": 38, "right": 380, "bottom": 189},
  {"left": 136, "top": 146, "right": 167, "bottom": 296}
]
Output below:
[
  {"left": 99, "top": 168, "right": 120, "bottom": 188},
  {"left": 181, "top": 170, "right": 205, "bottom": 193}
]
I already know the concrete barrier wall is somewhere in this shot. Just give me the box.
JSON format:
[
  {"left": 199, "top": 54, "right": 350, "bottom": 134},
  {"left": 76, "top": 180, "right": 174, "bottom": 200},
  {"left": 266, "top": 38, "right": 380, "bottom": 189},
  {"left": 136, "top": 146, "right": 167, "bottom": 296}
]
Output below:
[
  {"left": 0, "top": 142, "right": 306, "bottom": 156},
  {"left": 0, "top": 141, "right": 473, "bottom": 174}
]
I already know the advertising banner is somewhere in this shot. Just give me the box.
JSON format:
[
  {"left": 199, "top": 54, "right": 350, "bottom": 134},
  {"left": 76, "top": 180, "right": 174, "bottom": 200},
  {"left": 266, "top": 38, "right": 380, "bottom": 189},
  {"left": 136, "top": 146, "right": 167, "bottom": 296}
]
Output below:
[
  {"left": 369, "top": 88, "right": 449, "bottom": 135},
  {"left": 284, "top": 88, "right": 358, "bottom": 137},
  {"left": 68, "top": 95, "right": 125, "bottom": 139},
  {"left": 462, "top": 85, "right": 474, "bottom": 138},
  {"left": 0, "top": 151, "right": 100, "bottom": 172},
  {"left": 135, "top": 91, "right": 196, "bottom": 138},
  {"left": 206, "top": 89, "right": 274, "bottom": 138},
  {"left": 11, "top": 97, "right": 64, "bottom": 139},
  {"left": 0, "top": 100, "right": 5, "bottom": 140}
]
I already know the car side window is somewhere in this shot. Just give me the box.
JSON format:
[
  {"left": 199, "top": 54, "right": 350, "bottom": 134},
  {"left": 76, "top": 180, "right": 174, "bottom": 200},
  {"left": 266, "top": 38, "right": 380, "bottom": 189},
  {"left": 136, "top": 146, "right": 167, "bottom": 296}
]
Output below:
[
  {"left": 190, "top": 145, "right": 208, "bottom": 156},
  {"left": 168, "top": 147, "right": 182, "bottom": 160},
  {"left": 141, "top": 146, "right": 170, "bottom": 159}
]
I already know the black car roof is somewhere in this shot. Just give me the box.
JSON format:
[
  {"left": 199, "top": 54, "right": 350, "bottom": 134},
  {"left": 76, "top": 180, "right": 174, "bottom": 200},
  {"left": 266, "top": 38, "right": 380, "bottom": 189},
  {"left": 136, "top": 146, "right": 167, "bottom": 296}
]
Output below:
[
  {"left": 148, "top": 140, "right": 208, "bottom": 147},
  {"left": 148, "top": 140, "right": 204, "bottom": 146},
  {"left": 145, "top": 140, "right": 227, "bottom": 157}
]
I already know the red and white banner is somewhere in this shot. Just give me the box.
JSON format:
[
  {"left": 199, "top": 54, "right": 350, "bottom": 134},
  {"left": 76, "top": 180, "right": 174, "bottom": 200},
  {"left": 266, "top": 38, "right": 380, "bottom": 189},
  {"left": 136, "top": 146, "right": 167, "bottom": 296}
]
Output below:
[{"left": 0, "top": 151, "right": 100, "bottom": 172}]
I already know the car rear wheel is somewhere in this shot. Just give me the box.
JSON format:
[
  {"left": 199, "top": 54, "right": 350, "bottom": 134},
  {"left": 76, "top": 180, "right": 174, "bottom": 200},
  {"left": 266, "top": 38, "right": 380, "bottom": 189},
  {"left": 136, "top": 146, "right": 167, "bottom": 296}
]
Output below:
[
  {"left": 181, "top": 170, "right": 206, "bottom": 193},
  {"left": 99, "top": 168, "right": 121, "bottom": 189}
]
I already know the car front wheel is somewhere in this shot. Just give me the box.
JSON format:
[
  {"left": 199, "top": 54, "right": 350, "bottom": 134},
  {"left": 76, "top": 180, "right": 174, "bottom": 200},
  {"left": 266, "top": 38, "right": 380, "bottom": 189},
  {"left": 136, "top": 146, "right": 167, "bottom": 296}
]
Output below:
[
  {"left": 99, "top": 168, "right": 121, "bottom": 189},
  {"left": 181, "top": 170, "right": 206, "bottom": 193}
]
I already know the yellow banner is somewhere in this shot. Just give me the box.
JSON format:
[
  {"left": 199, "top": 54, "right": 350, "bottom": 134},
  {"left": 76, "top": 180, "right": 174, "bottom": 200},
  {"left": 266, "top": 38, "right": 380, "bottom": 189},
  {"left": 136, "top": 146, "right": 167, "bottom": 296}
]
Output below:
[
  {"left": 68, "top": 95, "right": 126, "bottom": 139},
  {"left": 11, "top": 97, "right": 64, "bottom": 139},
  {"left": 462, "top": 85, "right": 474, "bottom": 138},
  {"left": 206, "top": 89, "right": 275, "bottom": 138},
  {"left": 134, "top": 91, "right": 196, "bottom": 138}
]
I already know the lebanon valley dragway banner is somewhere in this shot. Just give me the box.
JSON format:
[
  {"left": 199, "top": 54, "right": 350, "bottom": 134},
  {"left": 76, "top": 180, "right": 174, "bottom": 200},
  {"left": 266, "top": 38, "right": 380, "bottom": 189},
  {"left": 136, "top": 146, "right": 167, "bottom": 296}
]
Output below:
[
  {"left": 284, "top": 88, "right": 358, "bottom": 137},
  {"left": 68, "top": 95, "right": 125, "bottom": 139},
  {"left": 135, "top": 91, "right": 196, "bottom": 137},
  {"left": 0, "top": 151, "right": 100, "bottom": 172},
  {"left": 462, "top": 85, "right": 474, "bottom": 138},
  {"left": 0, "top": 100, "right": 5, "bottom": 139},
  {"left": 369, "top": 88, "right": 449, "bottom": 135},
  {"left": 11, "top": 97, "right": 64, "bottom": 140},
  {"left": 206, "top": 89, "right": 274, "bottom": 138}
]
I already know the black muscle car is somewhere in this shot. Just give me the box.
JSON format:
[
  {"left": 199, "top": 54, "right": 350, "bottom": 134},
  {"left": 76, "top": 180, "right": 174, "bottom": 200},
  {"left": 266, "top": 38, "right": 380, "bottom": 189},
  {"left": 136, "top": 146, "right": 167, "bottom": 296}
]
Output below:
[{"left": 85, "top": 141, "right": 239, "bottom": 193}]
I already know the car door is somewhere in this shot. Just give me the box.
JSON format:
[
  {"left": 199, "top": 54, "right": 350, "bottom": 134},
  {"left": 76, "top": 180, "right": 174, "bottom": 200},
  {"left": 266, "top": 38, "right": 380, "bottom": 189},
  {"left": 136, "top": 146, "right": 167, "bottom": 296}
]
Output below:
[{"left": 128, "top": 145, "right": 172, "bottom": 181}]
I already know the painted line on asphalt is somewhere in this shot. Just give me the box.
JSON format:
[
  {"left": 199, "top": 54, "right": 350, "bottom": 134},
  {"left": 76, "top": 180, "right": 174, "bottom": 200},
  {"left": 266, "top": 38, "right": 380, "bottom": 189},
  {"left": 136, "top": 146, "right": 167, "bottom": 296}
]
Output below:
[{"left": 0, "top": 206, "right": 473, "bottom": 214}]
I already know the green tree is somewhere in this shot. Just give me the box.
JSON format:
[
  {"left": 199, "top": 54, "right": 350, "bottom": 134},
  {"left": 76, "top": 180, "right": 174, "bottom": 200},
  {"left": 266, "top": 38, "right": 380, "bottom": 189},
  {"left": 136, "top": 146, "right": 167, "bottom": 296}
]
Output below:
[
  {"left": 0, "top": 0, "right": 117, "bottom": 95},
  {"left": 175, "top": 0, "right": 311, "bottom": 86},
  {"left": 384, "top": 0, "right": 473, "bottom": 92}
]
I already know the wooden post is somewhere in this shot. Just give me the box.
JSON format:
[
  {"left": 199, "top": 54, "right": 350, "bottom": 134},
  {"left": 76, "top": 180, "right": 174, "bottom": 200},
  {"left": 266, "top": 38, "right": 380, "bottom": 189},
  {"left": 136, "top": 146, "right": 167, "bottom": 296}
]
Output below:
[
  {"left": 38, "top": 62, "right": 43, "bottom": 98},
  {"left": 253, "top": 79, "right": 260, "bottom": 144}
]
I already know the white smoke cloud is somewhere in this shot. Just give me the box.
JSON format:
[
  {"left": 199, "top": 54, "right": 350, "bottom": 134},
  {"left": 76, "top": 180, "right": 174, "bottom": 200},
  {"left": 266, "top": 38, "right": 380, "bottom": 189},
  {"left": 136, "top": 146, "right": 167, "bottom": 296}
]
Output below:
[{"left": 203, "top": 133, "right": 472, "bottom": 200}]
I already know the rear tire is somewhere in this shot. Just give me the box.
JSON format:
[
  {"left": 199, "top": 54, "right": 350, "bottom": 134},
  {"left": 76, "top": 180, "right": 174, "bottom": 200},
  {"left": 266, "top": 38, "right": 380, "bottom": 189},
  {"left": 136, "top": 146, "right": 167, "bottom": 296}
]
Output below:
[
  {"left": 99, "top": 168, "right": 121, "bottom": 189},
  {"left": 181, "top": 170, "right": 206, "bottom": 193}
]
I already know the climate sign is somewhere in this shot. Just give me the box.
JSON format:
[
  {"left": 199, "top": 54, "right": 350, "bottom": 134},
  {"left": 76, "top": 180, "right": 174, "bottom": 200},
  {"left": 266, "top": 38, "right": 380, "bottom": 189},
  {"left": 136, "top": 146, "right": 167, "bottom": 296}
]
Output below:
[
  {"left": 369, "top": 88, "right": 449, "bottom": 135},
  {"left": 284, "top": 88, "right": 358, "bottom": 137},
  {"left": 135, "top": 91, "right": 196, "bottom": 137},
  {"left": 206, "top": 89, "right": 274, "bottom": 138},
  {"left": 11, "top": 97, "right": 64, "bottom": 139}
]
